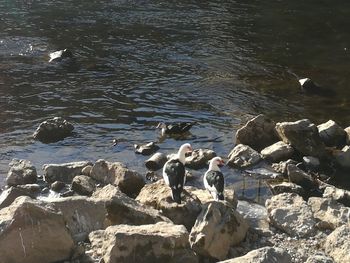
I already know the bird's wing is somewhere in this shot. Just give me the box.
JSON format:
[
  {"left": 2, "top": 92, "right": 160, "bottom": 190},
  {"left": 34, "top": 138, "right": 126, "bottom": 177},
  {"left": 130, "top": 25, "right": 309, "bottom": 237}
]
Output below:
[
  {"left": 205, "top": 170, "right": 224, "bottom": 193},
  {"left": 163, "top": 159, "right": 185, "bottom": 187}
]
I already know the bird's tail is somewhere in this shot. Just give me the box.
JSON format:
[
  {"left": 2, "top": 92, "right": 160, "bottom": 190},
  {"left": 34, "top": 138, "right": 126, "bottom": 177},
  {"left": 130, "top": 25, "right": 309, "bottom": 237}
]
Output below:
[{"left": 172, "top": 189, "right": 182, "bottom": 204}]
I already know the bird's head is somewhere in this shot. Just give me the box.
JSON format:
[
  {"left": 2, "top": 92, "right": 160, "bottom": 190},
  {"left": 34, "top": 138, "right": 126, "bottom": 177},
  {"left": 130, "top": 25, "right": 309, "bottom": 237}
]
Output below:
[
  {"left": 178, "top": 143, "right": 193, "bottom": 163},
  {"left": 209, "top": 156, "right": 225, "bottom": 170}
]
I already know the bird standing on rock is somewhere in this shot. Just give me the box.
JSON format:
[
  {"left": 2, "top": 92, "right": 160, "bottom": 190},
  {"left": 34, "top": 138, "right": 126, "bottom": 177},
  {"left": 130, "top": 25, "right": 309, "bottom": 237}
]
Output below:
[
  {"left": 163, "top": 143, "right": 193, "bottom": 204},
  {"left": 156, "top": 122, "right": 196, "bottom": 136},
  {"left": 204, "top": 156, "right": 225, "bottom": 201}
]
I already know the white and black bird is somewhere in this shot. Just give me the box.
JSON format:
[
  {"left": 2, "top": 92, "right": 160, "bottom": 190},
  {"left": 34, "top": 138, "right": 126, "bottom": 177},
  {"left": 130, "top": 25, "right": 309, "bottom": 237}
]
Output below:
[
  {"left": 204, "top": 156, "right": 225, "bottom": 201},
  {"left": 156, "top": 122, "right": 196, "bottom": 136},
  {"left": 162, "top": 143, "right": 193, "bottom": 204}
]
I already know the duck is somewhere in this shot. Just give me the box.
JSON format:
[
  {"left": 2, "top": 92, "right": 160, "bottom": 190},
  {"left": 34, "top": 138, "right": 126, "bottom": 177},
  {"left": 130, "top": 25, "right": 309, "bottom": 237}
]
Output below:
[
  {"left": 156, "top": 122, "right": 196, "bottom": 136},
  {"left": 49, "top": 48, "right": 73, "bottom": 62},
  {"left": 162, "top": 143, "right": 193, "bottom": 204},
  {"left": 204, "top": 156, "right": 225, "bottom": 201}
]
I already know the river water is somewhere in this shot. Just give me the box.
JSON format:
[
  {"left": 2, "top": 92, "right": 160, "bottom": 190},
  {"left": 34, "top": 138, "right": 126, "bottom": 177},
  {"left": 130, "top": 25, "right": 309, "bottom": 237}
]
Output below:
[{"left": 1, "top": 0, "right": 350, "bottom": 201}]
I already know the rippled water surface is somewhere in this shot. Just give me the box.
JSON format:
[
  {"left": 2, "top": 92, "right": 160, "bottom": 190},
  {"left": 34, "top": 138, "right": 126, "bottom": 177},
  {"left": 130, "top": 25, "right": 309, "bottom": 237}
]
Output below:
[{"left": 1, "top": 0, "right": 350, "bottom": 200}]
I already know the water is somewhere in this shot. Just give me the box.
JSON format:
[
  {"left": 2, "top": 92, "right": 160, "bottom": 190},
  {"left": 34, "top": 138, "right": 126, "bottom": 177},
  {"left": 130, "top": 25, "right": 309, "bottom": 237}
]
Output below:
[{"left": 1, "top": 0, "right": 350, "bottom": 201}]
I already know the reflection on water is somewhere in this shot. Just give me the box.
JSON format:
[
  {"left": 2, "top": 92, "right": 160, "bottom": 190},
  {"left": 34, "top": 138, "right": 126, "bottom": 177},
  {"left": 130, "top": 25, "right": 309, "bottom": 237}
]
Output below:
[{"left": 1, "top": 0, "right": 350, "bottom": 201}]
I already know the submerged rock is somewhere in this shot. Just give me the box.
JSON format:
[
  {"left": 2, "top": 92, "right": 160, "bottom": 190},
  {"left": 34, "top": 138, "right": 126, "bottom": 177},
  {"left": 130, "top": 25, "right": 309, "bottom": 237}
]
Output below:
[
  {"left": 33, "top": 117, "right": 74, "bottom": 143},
  {"left": 134, "top": 142, "right": 160, "bottom": 155},
  {"left": 317, "top": 120, "right": 346, "bottom": 147},
  {"left": 228, "top": 144, "right": 262, "bottom": 168},
  {"left": 260, "top": 141, "right": 294, "bottom": 163},
  {"left": 43, "top": 161, "right": 92, "bottom": 183},
  {"left": 6, "top": 159, "right": 37, "bottom": 186},
  {"left": 185, "top": 148, "right": 216, "bottom": 169},
  {"left": 324, "top": 225, "right": 350, "bottom": 263}
]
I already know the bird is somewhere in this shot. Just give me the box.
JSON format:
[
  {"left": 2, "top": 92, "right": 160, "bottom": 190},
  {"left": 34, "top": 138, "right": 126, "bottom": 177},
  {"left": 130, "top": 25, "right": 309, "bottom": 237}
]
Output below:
[
  {"left": 162, "top": 143, "right": 193, "bottom": 204},
  {"left": 156, "top": 122, "right": 196, "bottom": 136},
  {"left": 49, "top": 48, "right": 73, "bottom": 62},
  {"left": 204, "top": 156, "right": 225, "bottom": 201}
]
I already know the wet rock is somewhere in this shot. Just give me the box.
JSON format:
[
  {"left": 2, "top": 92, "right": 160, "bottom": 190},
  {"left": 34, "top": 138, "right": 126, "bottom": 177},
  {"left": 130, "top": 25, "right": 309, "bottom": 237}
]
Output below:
[
  {"left": 145, "top": 152, "right": 168, "bottom": 171},
  {"left": 261, "top": 141, "right": 294, "bottom": 162},
  {"left": 0, "top": 196, "right": 74, "bottom": 263},
  {"left": 185, "top": 148, "right": 216, "bottom": 169},
  {"left": 265, "top": 193, "right": 316, "bottom": 237},
  {"left": 271, "top": 159, "right": 298, "bottom": 176},
  {"left": 303, "top": 156, "right": 321, "bottom": 172},
  {"left": 33, "top": 117, "right": 74, "bottom": 143},
  {"left": 228, "top": 144, "right": 262, "bottom": 168},
  {"left": 305, "top": 253, "right": 334, "bottom": 263},
  {"left": 308, "top": 197, "right": 350, "bottom": 230},
  {"left": 49, "top": 48, "right": 73, "bottom": 62},
  {"left": 235, "top": 114, "right": 279, "bottom": 151},
  {"left": 189, "top": 201, "right": 249, "bottom": 260},
  {"left": 344, "top": 126, "right": 350, "bottom": 144},
  {"left": 287, "top": 164, "right": 318, "bottom": 191},
  {"left": 50, "top": 180, "right": 66, "bottom": 192},
  {"left": 236, "top": 200, "right": 269, "bottom": 234},
  {"left": 218, "top": 246, "right": 291, "bottom": 263},
  {"left": 43, "top": 161, "right": 92, "bottom": 183},
  {"left": 134, "top": 141, "right": 160, "bottom": 155},
  {"left": 275, "top": 119, "right": 327, "bottom": 158},
  {"left": 269, "top": 182, "right": 305, "bottom": 196},
  {"left": 0, "top": 186, "right": 37, "bottom": 209},
  {"left": 317, "top": 120, "right": 346, "bottom": 147},
  {"left": 89, "top": 222, "right": 197, "bottom": 263},
  {"left": 90, "top": 159, "right": 145, "bottom": 197},
  {"left": 60, "top": 189, "right": 74, "bottom": 197},
  {"left": 332, "top": 145, "right": 350, "bottom": 170},
  {"left": 324, "top": 225, "right": 350, "bottom": 263},
  {"left": 323, "top": 186, "right": 350, "bottom": 207},
  {"left": 136, "top": 180, "right": 202, "bottom": 230},
  {"left": 6, "top": 159, "right": 37, "bottom": 186},
  {"left": 72, "top": 175, "right": 95, "bottom": 196}
]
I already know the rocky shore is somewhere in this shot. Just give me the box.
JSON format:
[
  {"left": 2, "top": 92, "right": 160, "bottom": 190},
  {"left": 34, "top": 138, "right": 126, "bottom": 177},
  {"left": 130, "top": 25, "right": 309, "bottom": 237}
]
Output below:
[{"left": 0, "top": 115, "right": 350, "bottom": 263}]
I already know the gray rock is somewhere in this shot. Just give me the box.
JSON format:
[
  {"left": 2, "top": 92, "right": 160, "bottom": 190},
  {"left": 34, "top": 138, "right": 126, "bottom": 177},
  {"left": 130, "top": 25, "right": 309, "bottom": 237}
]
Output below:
[
  {"left": 236, "top": 200, "right": 269, "bottom": 234},
  {"left": 189, "top": 201, "right": 249, "bottom": 260},
  {"left": 145, "top": 152, "right": 168, "bottom": 171},
  {"left": 261, "top": 141, "right": 294, "bottom": 162},
  {"left": 317, "top": 120, "right": 346, "bottom": 147},
  {"left": 333, "top": 145, "right": 350, "bottom": 170},
  {"left": 33, "top": 117, "right": 74, "bottom": 143},
  {"left": 0, "top": 186, "right": 37, "bottom": 209},
  {"left": 50, "top": 181, "right": 66, "bottom": 192},
  {"left": 185, "top": 148, "right": 217, "bottom": 169},
  {"left": 43, "top": 161, "right": 92, "bottom": 183},
  {"left": 271, "top": 159, "right": 298, "bottom": 176},
  {"left": 6, "top": 159, "right": 37, "bottom": 186},
  {"left": 218, "top": 246, "right": 292, "bottom": 263},
  {"left": 305, "top": 253, "right": 334, "bottom": 263},
  {"left": 81, "top": 165, "right": 93, "bottom": 176},
  {"left": 323, "top": 186, "right": 350, "bottom": 207},
  {"left": 72, "top": 175, "right": 95, "bottom": 196},
  {"left": 235, "top": 114, "right": 279, "bottom": 151},
  {"left": 275, "top": 119, "right": 327, "bottom": 158},
  {"left": 324, "top": 225, "right": 350, "bottom": 263},
  {"left": 134, "top": 142, "right": 160, "bottom": 155},
  {"left": 303, "top": 156, "right": 320, "bottom": 172},
  {"left": 228, "top": 144, "right": 262, "bottom": 168},
  {"left": 269, "top": 182, "right": 305, "bottom": 196},
  {"left": 287, "top": 164, "right": 317, "bottom": 191},
  {"left": 265, "top": 193, "right": 317, "bottom": 237},
  {"left": 16, "top": 184, "right": 41, "bottom": 196}
]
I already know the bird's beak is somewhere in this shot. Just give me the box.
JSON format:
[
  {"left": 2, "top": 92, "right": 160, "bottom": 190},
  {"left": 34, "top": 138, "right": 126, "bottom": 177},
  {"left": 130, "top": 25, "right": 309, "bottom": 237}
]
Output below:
[{"left": 219, "top": 160, "right": 225, "bottom": 166}]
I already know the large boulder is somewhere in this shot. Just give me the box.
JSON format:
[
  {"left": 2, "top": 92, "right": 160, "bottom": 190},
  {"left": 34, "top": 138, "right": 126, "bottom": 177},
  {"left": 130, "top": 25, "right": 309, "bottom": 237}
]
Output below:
[
  {"left": 136, "top": 180, "right": 202, "bottom": 230},
  {"left": 189, "top": 201, "right": 249, "bottom": 260},
  {"left": 217, "top": 246, "right": 291, "bottom": 263},
  {"left": 88, "top": 222, "right": 197, "bottom": 263},
  {"left": 317, "top": 120, "right": 346, "bottom": 147},
  {"left": 227, "top": 144, "right": 262, "bottom": 168},
  {"left": 235, "top": 114, "right": 279, "bottom": 151},
  {"left": 0, "top": 186, "right": 38, "bottom": 209},
  {"left": 72, "top": 175, "right": 96, "bottom": 196},
  {"left": 332, "top": 145, "right": 350, "bottom": 170},
  {"left": 6, "top": 159, "right": 37, "bottom": 186},
  {"left": 185, "top": 149, "right": 216, "bottom": 169},
  {"left": 323, "top": 225, "right": 350, "bottom": 263},
  {"left": 33, "top": 116, "right": 74, "bottom": 143},
  {"left": 265, "top": 193, "right": 316, "bottom": 237},
  {"left": 90, "top": 159, "right": 145, "bottom": 197},
  {"left": 43, "top": 161, "right": 92, "bottom": 183},
  {"left": 0, "top": 196, "right": 74, "bottom": 263},
  {"left": 260, "top": 141, "right": 294, "bottom": 162},
  {"left": 275, "top": 119, "right": 326, "bottom": 158}
]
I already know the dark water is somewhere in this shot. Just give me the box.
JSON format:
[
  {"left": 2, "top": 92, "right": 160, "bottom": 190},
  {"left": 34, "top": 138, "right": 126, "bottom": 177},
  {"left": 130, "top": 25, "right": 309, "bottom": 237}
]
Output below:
[{"left": 1, "top": 0, "right": 350, "bottom": 201}]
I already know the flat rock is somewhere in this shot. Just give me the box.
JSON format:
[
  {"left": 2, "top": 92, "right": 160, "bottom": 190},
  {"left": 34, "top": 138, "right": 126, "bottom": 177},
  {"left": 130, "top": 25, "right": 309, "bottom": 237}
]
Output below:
[
  {"left": 72, "top": 175, "right": 95, "bottom": 196},
  {"left": 6, "top": 159, "right": 37, "bottom": 186},
  {"left": 33, "top": 116, "right": 74, "bottom": 143},
  {"left": 317, "top": 120, "right": 346, "bottom": 147},
  {"left": 189, "top": 201, "right": 249, "bottom": 260},
  {"left": 185, "top": 148, "right": 217, "bottom": 169},
  {"left": 261, "top": 141, "right": 294, "bottom": 162},
  {"left": 217, "top": 246, "right": 291, "bottom": 263},
  {"left": 265, "top": 193, "right": 316, "bottom": 237},
  {"left": 324, "top": 225, "right": 350, "bottom": 263},
  {"left": 235, "top": 114, "right": 279, "bottom": 151},
  {"left": 43, "top": 161, "right": 92, "bottom": 183},
  {"left": 269, "top": 182, "right": 305, "bottom": 196},
  {"left": 136, "top": 180, "right": 202, "bottom": 230},
  {"left": 228, "top": 144, "right": 262, "bottom": 168},
  {"left": 89, "top": 222, "right": 197, "bottom": 263}
]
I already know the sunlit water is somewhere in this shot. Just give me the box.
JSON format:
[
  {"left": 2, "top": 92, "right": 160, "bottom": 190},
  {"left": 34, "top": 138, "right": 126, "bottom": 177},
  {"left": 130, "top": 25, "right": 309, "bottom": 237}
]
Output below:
[{"left": 1, "top": 0, "right": 350, "bottom": 202}]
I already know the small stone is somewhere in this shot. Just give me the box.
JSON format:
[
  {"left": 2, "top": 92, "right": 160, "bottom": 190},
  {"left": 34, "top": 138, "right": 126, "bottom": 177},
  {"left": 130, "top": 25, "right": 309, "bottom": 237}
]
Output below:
[
  {"left": 33, "top": 117, "right": 74, "bottom": 143},
  {"left": 51, "top": 181, "right": 66, "bottom": 192},
  {"left": 81, "top": 165, "right": 92, "bottom": 176}
]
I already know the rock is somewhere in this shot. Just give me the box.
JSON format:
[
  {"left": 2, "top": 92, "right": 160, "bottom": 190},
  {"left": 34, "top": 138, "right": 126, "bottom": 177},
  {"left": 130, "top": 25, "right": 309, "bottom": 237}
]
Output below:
[
  {"left": 305, "top": 253, "right": 335, "bottom": 263},
  {"left": 0, "top": 186, "right": 37, "bottom": 209},
  {"left": 217, "top": 246, "right": 291, "bottom": 263},
  {"left": 43, "top": 161, "right": 92, "bottom": 183},
  {"left": 81, "top": 165, "right": 93, "bottom": 176},
  {"left": 317, "top": 120, "right": 346, "bottom": 147},
  {"left": 324, "top": 225, "right": 350, "bottom": 263},
  {"left": 333, "top": 145, "right": 350, "bottom": 170},
  {"left": 6, "top": 159, "right": 37, "bottom": 186},
  {"left": 287, "top": 164, "right": 318, "bottom": 191},
  {"left": 261, "top": 141, "right": 294, "bottom": 162},
  {"left": 323, "top": 186, "right": 350, "bottom": 207},
  {"left": 228, "top": 144, "right": 262, "bottom": 168},
  {"left": 134, "top": 141, "right": 160, "bottom": 155},
  {"left": 344, "top": 126, "right": 350, "bottom": 144},
  {"left": 269, "top": 182, "right": 305, "bottom": 196},
  {"left": 185, "top": 149, "right": 216, "bottom": 169},
  {"left": 265, "top": 193, "right": 316, "bottom": 237},
  {"left": 0, "top": 196, "right": 74, "bottom": 263},
  {"left": 235, "top": 114, "right": 279, "bottom": 151},
  {"left": 51, "top": 180, "right": 66, "bottom": 192},
  {"left": 308, "top": 197, "right": 350, "bottom": 230},
  {"left": 275, "top": 119, "right": 327, "bottom": 158},
  {"left": 72, "top": 175, "right": 95, "bottom": 196},
  {"left": 271, "top": 159, "right": 298, "bottom": 176},
  {"left": 303, "top": 156, "right": 321, "bottom": 172},
  {"left": 236, "top": 200, "right": 269, "bottom": 234},
  {"left": 49, "top": 48, "right": 73, "bottom": 62},
  {"left": 145, "top": 152, "right": 168, "bottom": 171},
  {"left": 136, "top": 180, "right": 202, "bottom": 230},
  {"left": 89, "top": 222, "right": 197, "bottom": 263},
  {"left": 33, "top": 117, "right": 74, "bottom": 143},
  {"left": 90, "top": 159, "right": 145, "bottom": 197},
  {"left": 189, "top": 201, "right": 249, "bottom": 260}
]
